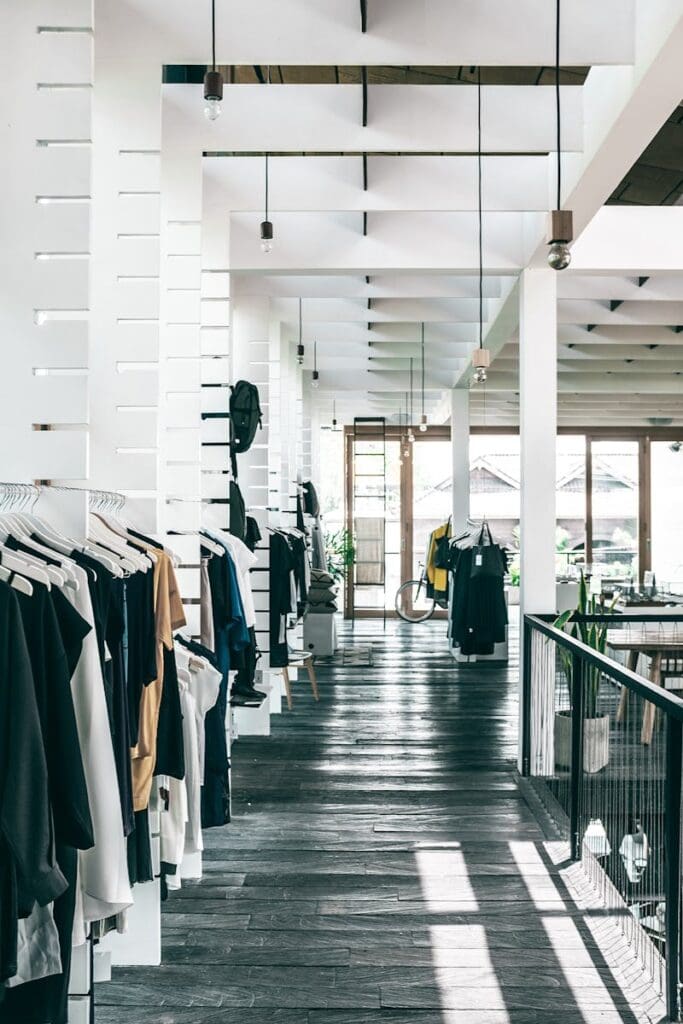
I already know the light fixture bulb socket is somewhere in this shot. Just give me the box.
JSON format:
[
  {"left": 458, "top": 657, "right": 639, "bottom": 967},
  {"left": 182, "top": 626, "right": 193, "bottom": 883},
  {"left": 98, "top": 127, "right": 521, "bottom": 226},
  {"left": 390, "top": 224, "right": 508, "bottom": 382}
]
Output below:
[
  {"left": 260, "top": 220, "right": 273, "bottom": 253},
  {"left": 472, "top": 348, "right": 490, "bottom": 371},
  {"left": 203, "top": 69, "right": 224, "bottom": 102},
  {"left": 547, "top": 209, "right": 573, "bottom": 271},
  {"left": 296, "top": 343, "right": 305, "bottom": 365},
  {"left": 311, "top": 369, "right": 319, "bottom": 389}
]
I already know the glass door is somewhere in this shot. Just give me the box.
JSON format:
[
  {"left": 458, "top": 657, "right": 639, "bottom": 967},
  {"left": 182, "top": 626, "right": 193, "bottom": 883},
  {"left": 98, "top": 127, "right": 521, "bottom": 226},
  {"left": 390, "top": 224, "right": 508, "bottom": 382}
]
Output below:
[{"left": 589, "top": 439, "right": 639, "bottom": 582}]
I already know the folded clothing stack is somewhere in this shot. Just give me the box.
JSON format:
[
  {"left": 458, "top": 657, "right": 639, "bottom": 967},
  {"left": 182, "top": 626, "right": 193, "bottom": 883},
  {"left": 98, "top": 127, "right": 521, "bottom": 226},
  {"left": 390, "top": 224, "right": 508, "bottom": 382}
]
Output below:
[{"left": 306, "top": 568, "right": 338, "bottom": 614}]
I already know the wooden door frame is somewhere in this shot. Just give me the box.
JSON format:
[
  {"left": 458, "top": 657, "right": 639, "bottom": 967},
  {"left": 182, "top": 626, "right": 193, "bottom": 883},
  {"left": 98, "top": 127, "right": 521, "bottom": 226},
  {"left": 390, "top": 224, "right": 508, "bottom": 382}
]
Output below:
[{"left": 345, "top": 424, "right": 450, "bottom": 619}]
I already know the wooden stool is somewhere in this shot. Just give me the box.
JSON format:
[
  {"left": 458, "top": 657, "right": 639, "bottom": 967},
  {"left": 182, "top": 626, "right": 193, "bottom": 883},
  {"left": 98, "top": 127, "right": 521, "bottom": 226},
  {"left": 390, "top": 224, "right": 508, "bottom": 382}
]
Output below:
[{"left": 281, "top": 654, "right": 319, "bottom": 711}]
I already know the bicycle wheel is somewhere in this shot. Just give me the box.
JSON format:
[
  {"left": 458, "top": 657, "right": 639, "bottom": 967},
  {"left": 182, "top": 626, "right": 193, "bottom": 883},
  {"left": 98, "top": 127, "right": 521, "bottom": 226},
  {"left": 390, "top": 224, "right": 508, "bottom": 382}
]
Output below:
[{"left": 395, "top": 579, "right": 436, "bottom": 623}]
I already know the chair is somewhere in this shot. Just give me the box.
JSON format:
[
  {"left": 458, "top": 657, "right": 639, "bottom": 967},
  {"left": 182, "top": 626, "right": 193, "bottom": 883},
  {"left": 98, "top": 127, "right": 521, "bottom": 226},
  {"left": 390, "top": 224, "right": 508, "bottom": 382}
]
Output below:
[{"left": 281, "top": 652, "right": 319, "bottom": 710}]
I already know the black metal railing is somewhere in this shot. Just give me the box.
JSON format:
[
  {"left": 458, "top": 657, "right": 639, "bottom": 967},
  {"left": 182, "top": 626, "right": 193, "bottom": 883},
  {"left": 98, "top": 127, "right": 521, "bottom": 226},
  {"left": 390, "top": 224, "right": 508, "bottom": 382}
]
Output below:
[{"left": 522, "top": 612, "right": 683, "bottom": 1021}]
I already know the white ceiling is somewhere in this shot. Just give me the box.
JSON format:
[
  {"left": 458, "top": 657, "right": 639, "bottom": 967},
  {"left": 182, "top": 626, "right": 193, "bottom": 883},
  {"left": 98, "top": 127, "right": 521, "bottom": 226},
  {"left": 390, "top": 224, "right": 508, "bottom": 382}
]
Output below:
[{"left": 138, "top": 0, "right": 683, "bottom": 427}]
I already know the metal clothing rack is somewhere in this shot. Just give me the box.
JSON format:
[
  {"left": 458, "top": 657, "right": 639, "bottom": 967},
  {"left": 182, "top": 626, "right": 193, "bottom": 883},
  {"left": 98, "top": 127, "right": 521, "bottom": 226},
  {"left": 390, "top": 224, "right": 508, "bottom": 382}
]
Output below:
[{"left": 351, "top": 416, "right": 387, "bottom": 629}]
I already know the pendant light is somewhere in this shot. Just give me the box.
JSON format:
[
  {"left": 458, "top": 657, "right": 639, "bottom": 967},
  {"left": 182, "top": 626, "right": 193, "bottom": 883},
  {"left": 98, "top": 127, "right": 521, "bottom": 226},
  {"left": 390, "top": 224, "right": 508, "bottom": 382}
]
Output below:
[
  {"left": 311, "top": 341, "right": 319, "bottom": 388},
  {"left": 332, "top": 400, "right": 338, "bottom": 429},
  {"left": 260, "top": 67, "right": 274, "bottom": 252},
  {"left": 203, "top": 0, "right": 223, "bottom": 121},
  {"left": 419, "top": 321, "right": 428, "bottom": 431},
  {"left": 296, "top": 298, "right": 304, "bottom": 364},
  {"left": 402, "top": 392, "right": 411, "bottom": 460},
  {"left": 472, "top": 67, "right": 491, "bottom": 385},
  {"left": 408, "top": 358, "right": 415, "bottom": 443},
  {"left": 547, "top": 0, "right": 573, "bottom": 270}
]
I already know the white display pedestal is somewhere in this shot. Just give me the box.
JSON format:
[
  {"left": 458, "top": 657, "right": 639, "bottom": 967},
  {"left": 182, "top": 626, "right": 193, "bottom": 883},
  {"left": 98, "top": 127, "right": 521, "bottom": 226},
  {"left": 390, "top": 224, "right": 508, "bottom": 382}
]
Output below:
[
  {"left": 304, "top": 613, "right": 337, "bottom": 656},
  {"left": 98, "top": 879, "right": 162, "bottom": 966},
  {"left": 234, "top": 681, "right": 272, "bottom": 736}
]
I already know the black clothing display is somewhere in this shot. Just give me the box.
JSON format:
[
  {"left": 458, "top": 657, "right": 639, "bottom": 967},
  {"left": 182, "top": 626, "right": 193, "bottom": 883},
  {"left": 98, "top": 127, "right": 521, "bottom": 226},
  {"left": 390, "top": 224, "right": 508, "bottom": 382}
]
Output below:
[
  {"left": 244, "top": 515, "right": 262, "bottom": 553},
  {"left": 448, "top": 528, "right": 508, "bottom": 657},
  {"left": 154, "top": 646, "right": 185, "bottom": 781},
  {"left": 269, "top": 529, "right": 310, "bottom": 667},
  {"left": 0, "top": 582, "right": 68, "bottom": 984},
  {"left": 302, "top": 480, "right": 320, "bottom": 518},
  {"left": 229, "top": 479, "right": 246, "bottom": 542}
]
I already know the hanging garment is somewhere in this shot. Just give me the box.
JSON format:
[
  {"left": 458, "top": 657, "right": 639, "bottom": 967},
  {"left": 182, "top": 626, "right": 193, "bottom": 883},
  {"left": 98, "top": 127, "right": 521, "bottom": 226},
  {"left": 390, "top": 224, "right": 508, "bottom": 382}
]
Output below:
[
  {"left": 0, "top": 582, "right": 67, "bottom": 986},
  {"left": 448, "top": 536, "right": 508, "bottom": 657},
  {"left": 229, "top": 480, "right": 246, "bottom": 542},
  {"left": 269, "top": 531, "right": 296, "bottom": 668},
  {"left": 302, "top": 481, "right": 320, "bottom": 518},
  {"left": 244, "top": 515, "right": 262, "bottom": 553},
  {"left": 131, "top": 550, "right": 186, "bottom": 812},
  {"left": 199, "top": 555, "right": 215, "bottom": 652},
  {"left": 426, "top": 520, "right": 451, "bottom": 604}
]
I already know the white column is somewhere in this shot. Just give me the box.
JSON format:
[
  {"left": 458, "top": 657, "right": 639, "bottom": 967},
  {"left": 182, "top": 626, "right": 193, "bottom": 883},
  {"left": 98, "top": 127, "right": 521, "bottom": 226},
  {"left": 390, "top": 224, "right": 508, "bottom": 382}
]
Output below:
[
  {"left": 450, "top": 388, "right": 470, "bottom": 534},
  {"left": 519, "top": 268, "right": 557, "bottom": 616},
  {"left": 519, "top": 268, "right": 557, "bottom": 772}
]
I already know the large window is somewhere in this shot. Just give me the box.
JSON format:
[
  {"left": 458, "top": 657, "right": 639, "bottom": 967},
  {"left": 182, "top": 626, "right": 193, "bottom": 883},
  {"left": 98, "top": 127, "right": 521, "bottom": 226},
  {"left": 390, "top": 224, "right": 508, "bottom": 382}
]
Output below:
[{"left": 651, "top": 441, "right": 683, "bottom": 588}]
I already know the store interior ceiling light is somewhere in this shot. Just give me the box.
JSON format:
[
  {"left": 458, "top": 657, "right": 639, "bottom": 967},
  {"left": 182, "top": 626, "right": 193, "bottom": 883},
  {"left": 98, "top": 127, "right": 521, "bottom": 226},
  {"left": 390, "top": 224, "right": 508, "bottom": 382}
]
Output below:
[
  {"left": 548, "top": 0, "right": 573, "bottom": 271},
  {"left": 203, "top": 0, "right": 223, "bottom": 120}
]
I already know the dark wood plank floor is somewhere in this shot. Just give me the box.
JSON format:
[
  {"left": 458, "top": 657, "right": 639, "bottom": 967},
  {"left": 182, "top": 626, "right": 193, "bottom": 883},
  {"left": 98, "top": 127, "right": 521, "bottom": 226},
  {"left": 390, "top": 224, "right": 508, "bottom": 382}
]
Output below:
[{"left": 96, "top": 619, "right": 653, "bottom": 1024}]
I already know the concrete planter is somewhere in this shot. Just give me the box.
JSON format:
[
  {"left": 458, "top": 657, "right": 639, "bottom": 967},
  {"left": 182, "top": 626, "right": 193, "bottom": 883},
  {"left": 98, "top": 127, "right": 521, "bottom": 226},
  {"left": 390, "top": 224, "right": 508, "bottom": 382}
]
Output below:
[{"left": 554, "top": 710, "right": 610, "bottom": 774}]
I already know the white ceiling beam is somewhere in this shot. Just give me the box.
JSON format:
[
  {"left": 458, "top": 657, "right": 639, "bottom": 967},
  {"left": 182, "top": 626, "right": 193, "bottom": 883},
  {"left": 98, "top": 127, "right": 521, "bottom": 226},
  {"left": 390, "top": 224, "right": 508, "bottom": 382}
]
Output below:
[
  {"left": 234, "top": 272, "right": 505, "bottom": 299},
  {"left": 558, "top": 274, "right": 683, "bottom": 302},
  {"left": 570, "top": 207, "right": 683, "bottom": 275},
  {"left": 112, "top": 0, "right": 634, "bottom": 65},
  {"left": 558, "top": 297, "right": 683, "bottom": 326},
  {"left": 205, "top": 155, "right": 550, "bottom": 213},
  {"left": 557, "top": 323, "right": 683, "bottom": 346},
  {"left": 228, "top": 212, "right": 526, "bottom": 272},
  {"left": 483, "top": 371, "right": 683, "bottom": 394},
  {"left": 166, "top": 84, "right": 583, "bottom": 154}
]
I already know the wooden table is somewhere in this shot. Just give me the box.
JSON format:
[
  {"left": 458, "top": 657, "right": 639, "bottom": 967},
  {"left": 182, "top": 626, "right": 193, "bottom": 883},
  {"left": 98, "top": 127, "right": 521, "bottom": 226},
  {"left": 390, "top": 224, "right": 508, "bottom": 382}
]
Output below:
[{"left": 607, "top": 628, "right": 683, "bottom": 744}]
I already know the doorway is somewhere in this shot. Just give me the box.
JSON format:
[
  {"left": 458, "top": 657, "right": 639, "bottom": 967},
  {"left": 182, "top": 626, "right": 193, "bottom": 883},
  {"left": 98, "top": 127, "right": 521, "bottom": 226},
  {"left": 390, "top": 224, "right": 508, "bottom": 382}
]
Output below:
[{"left": 345, "top": 424, "right": 450, "bottom": 618}]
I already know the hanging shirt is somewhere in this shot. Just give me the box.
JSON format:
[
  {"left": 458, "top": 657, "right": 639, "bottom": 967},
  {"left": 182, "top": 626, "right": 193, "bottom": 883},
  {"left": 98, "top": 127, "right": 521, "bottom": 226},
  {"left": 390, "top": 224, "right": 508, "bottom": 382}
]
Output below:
[{"left": 0, "top": 582, "right": 67, "bottom": 985}]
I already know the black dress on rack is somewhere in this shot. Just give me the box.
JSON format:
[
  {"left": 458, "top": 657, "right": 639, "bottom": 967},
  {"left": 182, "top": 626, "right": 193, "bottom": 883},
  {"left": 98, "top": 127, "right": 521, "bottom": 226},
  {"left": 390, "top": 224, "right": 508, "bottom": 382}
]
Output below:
[{"left": 448, "top": 541, "right": 508, "bottom": 657}]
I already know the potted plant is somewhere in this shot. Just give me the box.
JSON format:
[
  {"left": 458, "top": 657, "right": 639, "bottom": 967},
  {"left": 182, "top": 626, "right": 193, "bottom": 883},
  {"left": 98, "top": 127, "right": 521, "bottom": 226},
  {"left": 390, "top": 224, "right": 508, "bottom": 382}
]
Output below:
[
  {"left": 324, "top": 528, "right": 355, "bottom": 591},
  {"left": 553, "top": 573, "right": 617, "bottom": 774}
]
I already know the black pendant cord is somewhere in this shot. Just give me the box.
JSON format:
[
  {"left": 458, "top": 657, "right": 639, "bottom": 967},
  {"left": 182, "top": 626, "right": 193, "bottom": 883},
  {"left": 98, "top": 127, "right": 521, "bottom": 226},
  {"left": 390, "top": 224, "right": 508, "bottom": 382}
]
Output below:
[
  {"left": 477, "top": 66, "right": 483, "bottom": 351},
  {"left": 265, "top": 152, "right": 269, "bottom": 221},
  {"left": 211, "top": 0, "right": 216, "bottom": 71},
  {"left": 555, "top": 0, "right": 561, "bottom": 210},
  {"left": 313, "top": 340, "right": 317, "bottom": 374},
  {"left": 420, "top": 321, "right": 425, "bottom": 418},
  {"left": 298, "top": 297, "right": 302, "bottom": 345}
]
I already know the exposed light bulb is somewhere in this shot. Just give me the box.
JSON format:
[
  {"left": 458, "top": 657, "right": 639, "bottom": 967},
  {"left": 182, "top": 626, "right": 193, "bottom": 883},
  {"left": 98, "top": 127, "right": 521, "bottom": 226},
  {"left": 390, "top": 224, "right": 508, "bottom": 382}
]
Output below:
[
  {"left": 297, "top": 344, "right": 304, "bottom": 365},
  {"left": 419, "top": 414, "right": 428, "bottom": 432},
  {"left": 473, "top": 366, "right": 488, "bottom": 384},
  {"left": 204, "top": 98, "right": 222, "bottom": 121},
  {"left": 547, "top": 240, "right": 571, "bottom": 271},
  {"left": 260, "top": 220, "right": 273, "bottom": 254},
  {"left": 311, "top": 369, "right": 320, "bottom": 389},
  {"left": 203, "top": 69, "right": 224, "bottom": 122},
  {"left": 408, "top": 431, "right": 415, "bottom": 443},
  {"left": 547, "top": 212, "right": 573, "bottom": 271}
]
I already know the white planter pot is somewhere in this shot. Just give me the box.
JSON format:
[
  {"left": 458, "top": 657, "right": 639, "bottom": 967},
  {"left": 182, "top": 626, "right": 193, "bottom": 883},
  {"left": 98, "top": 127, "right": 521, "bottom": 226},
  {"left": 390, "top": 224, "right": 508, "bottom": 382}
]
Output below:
[
  {"left": 554, "top": 710, "right": 610, "bottom": 774},
  {"left": 506, "top": 585, "right": 520, "bottom": 606}
]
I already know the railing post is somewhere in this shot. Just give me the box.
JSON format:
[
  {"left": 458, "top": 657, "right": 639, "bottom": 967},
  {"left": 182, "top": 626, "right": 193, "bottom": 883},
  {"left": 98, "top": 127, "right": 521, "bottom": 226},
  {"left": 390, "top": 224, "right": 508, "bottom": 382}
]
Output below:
[
  {"left": 665, "top": 715, "right": 682, "bottom": 1022},
  {"left": 521, "top": 616, "right": 532, "bottom": 776},
  {"left": 569, "top": 653, "right": 584, "bottom": 862}
]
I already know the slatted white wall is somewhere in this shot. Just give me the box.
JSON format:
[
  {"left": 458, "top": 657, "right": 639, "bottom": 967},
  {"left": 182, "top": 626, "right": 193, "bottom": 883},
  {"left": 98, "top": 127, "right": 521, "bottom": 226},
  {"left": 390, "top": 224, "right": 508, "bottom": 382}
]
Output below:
[{"left": 0, "top": 2, "right": 92, "bottom": 512}]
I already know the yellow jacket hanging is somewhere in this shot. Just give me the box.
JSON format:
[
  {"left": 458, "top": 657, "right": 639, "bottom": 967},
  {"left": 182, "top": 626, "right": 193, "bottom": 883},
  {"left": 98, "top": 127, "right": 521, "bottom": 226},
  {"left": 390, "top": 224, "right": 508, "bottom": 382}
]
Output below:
[{"left": 426, "top": 520, "right": 451, "bottom": 599}]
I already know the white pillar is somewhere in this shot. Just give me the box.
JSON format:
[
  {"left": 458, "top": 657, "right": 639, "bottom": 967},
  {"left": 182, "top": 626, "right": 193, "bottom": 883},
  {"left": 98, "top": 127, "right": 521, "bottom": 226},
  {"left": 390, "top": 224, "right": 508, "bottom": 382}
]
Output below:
[
  {"left": 519, "top": 268, "right": 557, "bottom": 616},
  {"left": 450, "top": 389, "right": 470, "bottom": 534},
  {"left": 519, "top": 268, "right": 557, "bottom": 772}
]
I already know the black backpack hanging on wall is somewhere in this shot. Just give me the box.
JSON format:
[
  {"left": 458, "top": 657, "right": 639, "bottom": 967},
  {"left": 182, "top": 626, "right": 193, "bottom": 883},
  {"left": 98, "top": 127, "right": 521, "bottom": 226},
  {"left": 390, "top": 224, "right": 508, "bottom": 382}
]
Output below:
[{"left": 229, "top": 380, "right": 262, "bottom": 476}]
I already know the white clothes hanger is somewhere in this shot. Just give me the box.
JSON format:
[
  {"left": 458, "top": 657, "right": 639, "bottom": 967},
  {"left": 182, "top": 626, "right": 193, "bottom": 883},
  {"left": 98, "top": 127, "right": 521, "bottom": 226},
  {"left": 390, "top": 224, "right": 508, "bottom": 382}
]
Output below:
[
  {"left": 88, "top": 517, "right": 149, "bottom": 573},
  {"left": 0, "top": 547, "right": 51, "bottom": 589},
  {"left": 0, "top": 564, "right": 33, "bottom": 597}
]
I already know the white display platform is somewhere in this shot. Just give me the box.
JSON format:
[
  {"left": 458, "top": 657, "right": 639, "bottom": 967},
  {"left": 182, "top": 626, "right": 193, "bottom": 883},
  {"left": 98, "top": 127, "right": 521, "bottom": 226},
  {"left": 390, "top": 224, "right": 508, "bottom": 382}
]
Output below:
[{"left": 234, "top": 681, "right": 273, "bottom": 735}]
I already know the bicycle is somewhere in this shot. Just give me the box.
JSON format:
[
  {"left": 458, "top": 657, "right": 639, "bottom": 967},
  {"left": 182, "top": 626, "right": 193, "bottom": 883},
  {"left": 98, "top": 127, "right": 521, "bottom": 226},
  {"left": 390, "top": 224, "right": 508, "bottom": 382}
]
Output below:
[{"left": 394, "top": 563, "right": 436, "bottom": 623}]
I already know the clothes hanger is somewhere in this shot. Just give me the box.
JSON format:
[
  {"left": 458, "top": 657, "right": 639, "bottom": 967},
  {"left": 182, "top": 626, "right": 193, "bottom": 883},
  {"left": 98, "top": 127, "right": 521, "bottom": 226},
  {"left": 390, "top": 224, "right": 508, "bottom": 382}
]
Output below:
[
  {"left": 0, "top": 564, "right": 33, "bottom": 597},
  {"left": 88, "top": 516, "right": 149, "bottom": 573},
  {"left": 2, "top": 505, "right": 80, "bottom": 589},
  {"left": 0, "top": 547, "right": 51, "bottom": 589}
]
